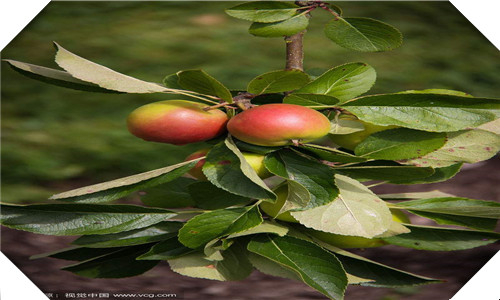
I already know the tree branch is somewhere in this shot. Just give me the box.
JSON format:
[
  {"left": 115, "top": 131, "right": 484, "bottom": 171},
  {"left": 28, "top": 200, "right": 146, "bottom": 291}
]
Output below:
[{"left": 285, "top": 31, "right": 305, "bottom": 71}]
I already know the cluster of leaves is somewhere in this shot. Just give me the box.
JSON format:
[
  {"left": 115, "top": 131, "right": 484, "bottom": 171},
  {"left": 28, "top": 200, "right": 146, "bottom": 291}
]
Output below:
[
  {"left": 2, "top": 1, "right": 500, "bottom": 299},
  {"left": 226, "top": 1, "right": 402, "bottom": 52}
]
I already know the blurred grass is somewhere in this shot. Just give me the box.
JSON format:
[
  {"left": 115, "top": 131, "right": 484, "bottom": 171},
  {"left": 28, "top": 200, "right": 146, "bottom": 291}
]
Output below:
[{"left": 1, "top": 1, "right": 499, "bottom": 203}]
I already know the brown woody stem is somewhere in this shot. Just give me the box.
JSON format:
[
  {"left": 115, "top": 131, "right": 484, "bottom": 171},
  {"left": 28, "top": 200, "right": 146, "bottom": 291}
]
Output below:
[{"left": 285, "top": 32, "right": 305, "bottom": 71}]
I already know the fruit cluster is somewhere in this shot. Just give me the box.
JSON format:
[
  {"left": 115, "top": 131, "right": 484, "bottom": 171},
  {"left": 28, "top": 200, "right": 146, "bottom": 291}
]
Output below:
[{"left": 127, "top": 99, "right": 406, "bottom": 249}]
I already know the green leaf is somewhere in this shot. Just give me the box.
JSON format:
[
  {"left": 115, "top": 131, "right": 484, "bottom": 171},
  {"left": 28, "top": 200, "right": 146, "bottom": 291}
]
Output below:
[
  {"left": 203, "top": 138, "right": 275, "bottom": 199},
  {"left": 398, "top": 88, "right": 472, "bottom": 97},
  {"left": 264, "top": 150, "right": 339, "bottom": 208},
  {"left": 249, "top": 14, "right": 309, "bottom": 38},
  {"left": 341, "top": 93, "right": 500, "bottom": 132},
  {"left": 324, "top": 17, "right": 402, "bottom": 52},
  {"left": 248, "top": 235, "right": 348, "bottom": 299},
  {"left": 178, "top": 205, "right": 263, "bottom": 249},
  {"left": 354, "top": 128, "right": 447, "bottom": 160},
  {"left": 407, "top": 211, "right": 497, "bottom": 231},
  {"left": 62, "top": 245, "right": 158, "bottom": 278},
  {"left": 31, "top": 246, "right": 123, "bottom": 261},
  {"left": 188, "top": 181, "right": 251, "bottom": 210},
  {"left": 283, "top": 94, "right": 339, "bottom": 108},
  {"left": 54, "top": 43, "right": 172, "bottom": 93},
  {"left": 3, "top": 59, "right": 118, "bottom": 93},
  {"left": 0, "top": 204, "right": 176, "bottom": 236},
  {"left": 380, "top": 191, "right": 456, "bottom": 200},
  {"left": 325, "top": 247, "right": 441, "bottom": 287},
  {"left": 328, "top": 115, "right": 365, "bottom": 134},
  {"left": 168, "top": 241, "right": 253, "bottom": 281},
  {"left": 382, "top": 224, "right": 500, "bottom": 251},
  {"left": 140, "top": 177, "right": 196, "bottom": 208},
  {"left": 177, "top": 69, "right": 233, "bottom": 103},
  {"left": 227, "top": 220, "right": 289, "bottom": 238},
  {"left": 299, "top": 144, "right": 368, "bottom": 164},
  {"left": 389, "top": 163, "right": 462, "bottom": 184},
  {"left": 71, "top": 222, "right": 182, "bottom": 248},
  {"left": 294, "top": 62, "right": 376, "bottom": 102},
  {"left": 291, "top": 175, "right": 392, "bottom": 238},
  {"left": 233, "top": 138, "right": 282, "bottom": 155},
  {"left": 162, "top": 73, "right": 183, "bottom": 89},
  {"left": 477, "top": 118, "right": 500, "bottom": 135},
  {"left": 247, "top": 70, "right": 310, "bottom": 94},
  {"left": 248, "top": 252, "right": 301, "bottom": 281},
  {"left": 391, "top": 197, "right": 500, "bottom": 219},
  {"left": 335, "top": 164, "right": 435, "bottom": 182},
  {"left": 225, "top": 1, "right": 299, "bottom": 23},
  {"left": 49, "top": 159, "right": 200, "bottom": 203},
  {"left": 137, "top": 237, "right": 194, "bottom": 260},
  {"left": 402, "top": 130, "right": 500, "bottom": 167}
]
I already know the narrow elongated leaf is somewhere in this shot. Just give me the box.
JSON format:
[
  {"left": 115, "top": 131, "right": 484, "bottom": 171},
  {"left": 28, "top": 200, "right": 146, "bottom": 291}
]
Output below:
[
  {"left": 283, "top": 94, "right": 339, "bottom": 107},
  {"left": 203, "top": 138, "right": 275, "bottom": 200},
  {"left": 177, "top": 70, "right": 233, "bottom": 103},
  {"left": 249, "top": 14, "right": 309, "bottom": 37},
  {"left": 62, "top": 245, "right": 158, "bottom": 278},
  {"left": 325, "top": 247, "right": 441, "bottom": 287},
  {"left": 264, "top": 150, "right": 339, "bottom": 208},
  {"left": 382, "top": 225, "right": 500, "bottom": 251},
  {"left": 225, "top": 2, "right": 299, "bottom": 23},
  {"left": 188, "top": 181, "right": 251, "bottom": 210},
  {"left": 341, "top": 93, "right": 500, "bottom": 132},
  {"left": 140, "top": 177, "right": 196, "bottom": 208},
  {"left": 408, "top": 211, "right": 497, "bottom": 231},
  {"left": 354, "top": 128, "right": 447, "bottom": 160},
  {"left": 168, "top": 241, "right": 253, "bottom": 281},
  {"left": 50, "top": 159, "right": 200, "bottom": 203},
  {"left": 389, "top": 163, "right": 462, "bottom": 184},
  {"left": 335, "top": 165, "right": 435, "bottom": 182},
  {"left": 31, "top": 246, "right": 123, "bottom": 261},
  {"left": 294, "top": 62, "right": 376, "bottom": 102},
  {"left": 248, "top": 235, "right": 348, "bottom": 300},
  {"left": 178, "top": 205, "right": 263, "bottom": 249},
  {"left": 247, "top": 70, "right": 310, "bottom": 94},
  {"left": 325, "top": 17, "right": 402, "bottom": 52},
  {"left": 380, "top": 191, "right": 456, "bottom": 200},
  {"left": 71, "top": 222, "right": 183, "bottom": 248},
  {"left": 0, "top": 204, "right": 176, "bottom": 235},
  {"left": 54, "top": 43, "right": 171, "bottom": 93},
  {"left": 398, "top": 88, "right": 472, "bottom": 97},
  {"left": 402, "top": 130, "right": 500, "bottom": 167},
  {"left": 3, "top": 59, "right": 117, "bottom": 93},
  {"left": 292, "top": 175, "right": 392, "bottom": 238},
  {"left": 137, "top": 237, "right": 194, "bottom": 260},
  {"left": 391, "top": 197, "right": 500, "bottom": 219},
  {"left": 299, "top": 144, "right": 367, "bottom": 164}
]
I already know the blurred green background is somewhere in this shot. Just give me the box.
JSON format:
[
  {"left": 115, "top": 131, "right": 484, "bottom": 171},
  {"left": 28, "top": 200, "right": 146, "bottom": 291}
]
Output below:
[{"left": 1, "top": 1, "right": 499, "bottom": 203}]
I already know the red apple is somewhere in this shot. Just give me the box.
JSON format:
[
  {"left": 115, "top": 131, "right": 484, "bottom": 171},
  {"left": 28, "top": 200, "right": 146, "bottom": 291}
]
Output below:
[
  {"left": 227, "top": 104, "right": 331, "bottom": 146},
  {"left": 127, "top": 100, "right": 228, "bottom": 145}
]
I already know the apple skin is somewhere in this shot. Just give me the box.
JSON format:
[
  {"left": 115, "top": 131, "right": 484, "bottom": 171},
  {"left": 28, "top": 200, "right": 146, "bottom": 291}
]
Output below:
[
  {"left": 308, "top": 209, "right": 410, "bottom": 249},
  {"left": 127, "top": 100, "right": 228, "bottom": 145},
  {"left": 227, "top": 104, "right": 331, "bottom": 146},
  {"left": 185, "top": 149, "right": 272, "bottom": 180},
  {"left": 329, "top": 115, "right": 399, "bottom": 150},
  {"left": 259, "top": 184, "right": 299, "bottom": 223}
]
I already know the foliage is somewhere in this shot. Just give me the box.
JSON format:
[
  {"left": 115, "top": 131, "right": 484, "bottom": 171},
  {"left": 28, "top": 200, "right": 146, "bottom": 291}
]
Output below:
[{"left": 1, "top": 1, "right": 499, "bottom": 299}]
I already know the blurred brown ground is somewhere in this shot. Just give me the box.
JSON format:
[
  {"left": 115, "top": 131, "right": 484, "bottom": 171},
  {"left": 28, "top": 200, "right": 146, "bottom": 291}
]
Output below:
[{"left": 2, "top": 158, "right": 499, "bottom": 300}]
